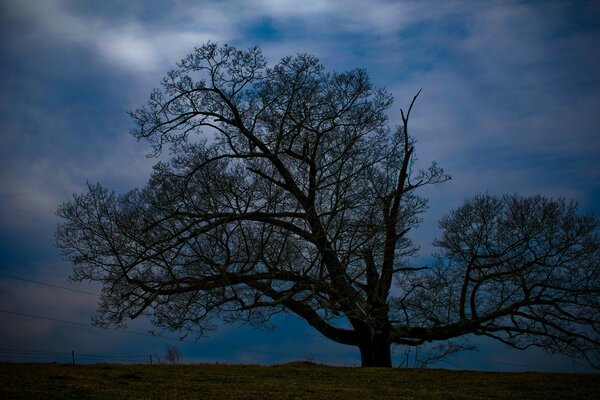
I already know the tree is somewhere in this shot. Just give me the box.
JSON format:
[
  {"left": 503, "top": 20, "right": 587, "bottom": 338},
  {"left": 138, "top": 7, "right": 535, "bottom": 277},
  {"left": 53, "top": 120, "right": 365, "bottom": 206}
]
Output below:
[
  {"left": 165, "top": 345, "right": 182, "bottom": 365},
  {"left": 55, "top": 43, "right": 600, "bottom": 368}
]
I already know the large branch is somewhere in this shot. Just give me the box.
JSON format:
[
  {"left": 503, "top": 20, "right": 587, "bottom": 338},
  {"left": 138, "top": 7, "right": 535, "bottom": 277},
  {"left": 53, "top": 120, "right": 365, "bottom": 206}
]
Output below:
[{"left": 248, "top": 281, "right": 358, "bottom": 345}]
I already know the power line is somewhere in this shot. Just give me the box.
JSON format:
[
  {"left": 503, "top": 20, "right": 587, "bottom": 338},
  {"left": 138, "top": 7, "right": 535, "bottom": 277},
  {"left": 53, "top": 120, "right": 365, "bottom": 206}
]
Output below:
[
  {"left": 0, "top": 309, "right": 355, "bottom": 366},
  {"left": 0, "top": 274, "right": 578, "bottom": 371},
  {"left": 391, "top": 345, "right": 578, "bottom": 373},
  {"left": 0, "top": 273, "right": 333, "bottom": 341},
  {"left": 0, "top": 349, "right": 148, "bottom": 363},
  {"left": 0, "top": 308, "right": 578, "bottom": 371},
  {"left": 0, "top": 348, "right": 68, "bottom": 355},
  {"left": 0, "top": 348, "right": 149, "bottom": 359},
  {"left": 441, "top": 353, "right": 581, "bottom": 373},
  {"left": 0, "top": 273, "right": 98, "bottom": 296}
]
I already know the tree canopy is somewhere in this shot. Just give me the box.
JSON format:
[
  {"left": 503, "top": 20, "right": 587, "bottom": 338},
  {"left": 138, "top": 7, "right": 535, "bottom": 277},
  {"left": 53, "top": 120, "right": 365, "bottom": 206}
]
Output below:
[{"left": 56, "top": 43, "right": 600, "bottom": 367}]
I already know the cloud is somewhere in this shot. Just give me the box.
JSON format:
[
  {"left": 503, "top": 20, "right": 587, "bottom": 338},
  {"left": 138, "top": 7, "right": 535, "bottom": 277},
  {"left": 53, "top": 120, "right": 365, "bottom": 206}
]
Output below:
[
  {"left": 2, "top": 0, "right": 229, "bottom": 73},
  {"left": 241, "top": 0, "right": 442, "bottom": 37},
  {"left": 0, "top": 132, "right": 156, "bottom": 235},
  {"left": 2, "top": 0, "right": 598, "bottom": 258}
]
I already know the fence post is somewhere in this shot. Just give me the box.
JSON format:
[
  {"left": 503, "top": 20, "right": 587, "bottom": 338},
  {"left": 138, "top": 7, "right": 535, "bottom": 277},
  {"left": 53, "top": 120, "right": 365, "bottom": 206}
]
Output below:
[
  {"left": 72, "top": 350, "right": 75, "bottom": 366},
  {"left": 149, "top": 354, "right": 153, "bottom": 365}
]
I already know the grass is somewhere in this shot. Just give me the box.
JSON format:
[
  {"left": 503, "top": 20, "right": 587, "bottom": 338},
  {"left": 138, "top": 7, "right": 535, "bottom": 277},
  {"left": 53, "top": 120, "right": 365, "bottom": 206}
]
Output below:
[{"left": 0, "top": 362, "right": 598, "bottom": 399}]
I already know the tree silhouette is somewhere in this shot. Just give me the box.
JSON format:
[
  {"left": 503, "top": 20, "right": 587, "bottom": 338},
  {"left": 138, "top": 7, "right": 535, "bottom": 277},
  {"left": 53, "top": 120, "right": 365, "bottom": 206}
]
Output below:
[
  {"left": 165, "top": 345, "right": 182, "bottom": 365},
  {"left": 56, "top": 43, "right": 599, "bottom": 367}
]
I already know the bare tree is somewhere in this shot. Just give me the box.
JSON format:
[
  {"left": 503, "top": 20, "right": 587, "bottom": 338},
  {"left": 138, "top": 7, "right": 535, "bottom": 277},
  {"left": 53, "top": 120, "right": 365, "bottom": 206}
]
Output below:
[
  {"left": 55, "top": 43, "right": 599, "bottom": 367},
  {"left": 165, "top": 345, "right": 182, "bottom": 365}
]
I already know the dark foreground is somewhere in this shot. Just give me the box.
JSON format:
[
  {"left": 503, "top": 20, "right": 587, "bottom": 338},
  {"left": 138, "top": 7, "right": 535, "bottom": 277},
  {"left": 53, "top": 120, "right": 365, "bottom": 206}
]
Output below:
[{"left": 0, "top": 362, "right": 598, "bottom": 399}]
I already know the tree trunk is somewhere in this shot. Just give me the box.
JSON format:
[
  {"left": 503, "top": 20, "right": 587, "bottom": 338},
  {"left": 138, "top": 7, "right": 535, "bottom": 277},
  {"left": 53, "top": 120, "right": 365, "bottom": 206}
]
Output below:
[{"left": 358, "top": 338, "right": 392, "bottom": 367}]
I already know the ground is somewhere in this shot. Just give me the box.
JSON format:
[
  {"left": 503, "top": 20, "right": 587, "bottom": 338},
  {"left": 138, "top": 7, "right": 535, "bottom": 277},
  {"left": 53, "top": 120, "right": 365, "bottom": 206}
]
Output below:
[{"left": 0, "top": 362, "right": 598, "bottom": 399}]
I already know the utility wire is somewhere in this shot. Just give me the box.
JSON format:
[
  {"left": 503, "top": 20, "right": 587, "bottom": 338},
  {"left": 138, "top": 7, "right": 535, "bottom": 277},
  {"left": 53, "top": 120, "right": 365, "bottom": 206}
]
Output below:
[
  {"left": 440, "top": 353, "right": 582, "bottom": 372},
  {"left": 0, "top": 348, "right": 68, "bottom": 355},
  {"left": 0, "top": 309, "right": 355, "bottom": 366},
  {"left": 1, "top": 274, "right": 574, "bottom": 371},
  {"left": 0, "top": 273, "right": 98, "bottom": 296},
  {"left": 0, "top": 348, "right": 150, "bottom": 359},
  {"left": 0, "top": 308, "right": 574, "bottom": 371},
  {"left": 0, "top": 347, "right": 156, "bottom": 364},
  {"left": 0, "top": 273, "right": 332, "bottom": 340}
]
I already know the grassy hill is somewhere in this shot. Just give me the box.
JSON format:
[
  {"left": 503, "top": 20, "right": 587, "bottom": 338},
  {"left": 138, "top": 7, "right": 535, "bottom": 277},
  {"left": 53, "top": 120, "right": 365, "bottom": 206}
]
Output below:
[{"left": 0, "top": 362, "right": 598, "bottom": 399}]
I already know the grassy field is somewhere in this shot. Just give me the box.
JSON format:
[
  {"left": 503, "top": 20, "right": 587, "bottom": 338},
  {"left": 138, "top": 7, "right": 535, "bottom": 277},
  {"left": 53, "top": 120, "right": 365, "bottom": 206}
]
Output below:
[{"left": 0, "top": 362, "right": 598, "bottom": 399}]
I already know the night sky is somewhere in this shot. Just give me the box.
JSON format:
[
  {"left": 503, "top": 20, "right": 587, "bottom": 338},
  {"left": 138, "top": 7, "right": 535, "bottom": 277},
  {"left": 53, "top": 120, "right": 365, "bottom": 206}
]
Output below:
[{"left": 1, "top": 0, "right": 599, "bottom": 371}]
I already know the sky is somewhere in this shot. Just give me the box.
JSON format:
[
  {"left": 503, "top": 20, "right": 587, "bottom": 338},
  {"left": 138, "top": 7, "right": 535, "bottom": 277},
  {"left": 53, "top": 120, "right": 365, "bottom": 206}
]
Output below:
[{"left": 0, "top": 0, "right": 599, "bottom": 372}]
